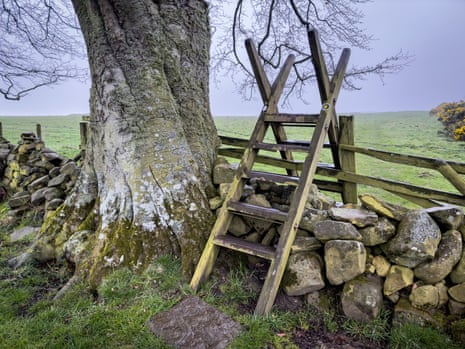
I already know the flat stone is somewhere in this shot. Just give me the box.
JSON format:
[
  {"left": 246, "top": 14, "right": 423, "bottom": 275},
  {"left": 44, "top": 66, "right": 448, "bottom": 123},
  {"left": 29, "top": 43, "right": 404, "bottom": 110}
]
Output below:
[
  {"left": 48, "top": 173, "right": 69, "bottom": 188},
  {"left": 291, "top": 236, "right": 322, "bottom": 253},
  {"left": 27, "top": 175, "right": 50, "bottom": 192},
  {"left": 329, "top": 206, "right": 378, "bottom": 228},
  {"left": 426, "top": 205, "right": 464, "bottom": 230},
  {"left": 393, "top": 298, "right": 446, "bottom": 330},
  {"left": 30, "top": 187, "right": 48, "bottom": 206},
  {"left": 8, "top": 191, "right": 31, "bottom": 208},
  {"left": 149, "top": 296, "right": 242, "bottom": 349},
  {"left": 9, "top": 226, "right": 39, "bottom": 242},
  {"left": 313, "top": 220, "right": 362, "bottom": 242},
  {"left": 359, "top": 194, "right": 409, "bottom": 221}
]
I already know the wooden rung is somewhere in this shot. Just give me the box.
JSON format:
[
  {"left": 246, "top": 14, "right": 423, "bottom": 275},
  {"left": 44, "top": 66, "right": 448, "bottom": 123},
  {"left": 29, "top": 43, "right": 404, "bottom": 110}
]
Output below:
[
  {"left": 253, "top": 142, "right": 310, "bottom": 152},
  {"left": 227, "top": 201, "right": 288, "bottom": 222},
  {"left": 213, "top": 235, "right": 276, "bottom": 260},
  {"left": 264, "top": 113, "right": 320, "bottom": 124},
  {"left": 249, "top": 170, "right": 300, "bottom": 186}
]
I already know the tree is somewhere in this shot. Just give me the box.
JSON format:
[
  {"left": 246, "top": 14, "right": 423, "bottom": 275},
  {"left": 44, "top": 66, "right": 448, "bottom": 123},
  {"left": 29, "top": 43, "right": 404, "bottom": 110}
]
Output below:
[
  {"left": 35, "top": 0, "right": 217, "bottom": 284},
  {"left": 2, "top": 0, "right": 409, "bottom": 286}
]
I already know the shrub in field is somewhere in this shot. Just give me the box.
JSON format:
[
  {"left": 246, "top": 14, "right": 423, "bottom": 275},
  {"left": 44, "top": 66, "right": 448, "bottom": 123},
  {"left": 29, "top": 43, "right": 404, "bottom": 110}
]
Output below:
[{"left": 430, "top": 100, "right": 465, "bottom": 141}]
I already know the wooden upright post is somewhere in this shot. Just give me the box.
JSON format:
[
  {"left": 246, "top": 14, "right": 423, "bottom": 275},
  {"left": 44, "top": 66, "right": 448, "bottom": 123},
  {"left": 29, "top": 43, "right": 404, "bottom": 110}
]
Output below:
[
  {"left": 0, "top": 122, "right": 3, "bottom": 138},
  {"left": 36, "top": 124, "right": 42, "bottom": 141},
  {"left": 339, "top": 115, "right": 357, "bottom": 203},
  {"left": 80, "top": 121, "right": 89, "bottom": 157}
]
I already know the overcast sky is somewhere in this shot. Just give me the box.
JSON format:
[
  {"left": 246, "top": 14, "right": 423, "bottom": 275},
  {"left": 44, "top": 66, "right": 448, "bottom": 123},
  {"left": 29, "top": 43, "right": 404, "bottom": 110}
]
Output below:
[{"left": 1, "top": 0, "right": 464, "bottom": 116}]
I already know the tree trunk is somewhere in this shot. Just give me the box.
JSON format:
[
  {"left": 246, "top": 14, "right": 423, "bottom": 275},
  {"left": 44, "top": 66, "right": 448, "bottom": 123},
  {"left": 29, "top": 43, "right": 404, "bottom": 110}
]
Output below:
[{"left": 37, "top": 0, "right": 217, "bottom": 284}]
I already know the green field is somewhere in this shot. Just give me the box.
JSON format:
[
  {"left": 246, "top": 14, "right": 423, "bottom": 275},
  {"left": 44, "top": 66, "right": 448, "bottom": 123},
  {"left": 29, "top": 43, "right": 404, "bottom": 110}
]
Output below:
[{"left": 1, "top": 111, "right": 464, "bottom": 206}]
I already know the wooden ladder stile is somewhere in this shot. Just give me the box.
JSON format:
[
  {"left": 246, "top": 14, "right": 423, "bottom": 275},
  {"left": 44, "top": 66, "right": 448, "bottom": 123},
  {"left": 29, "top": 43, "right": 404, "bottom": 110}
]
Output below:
[{"left": 190, "top": 29, "right": 351, "bottom": 315}]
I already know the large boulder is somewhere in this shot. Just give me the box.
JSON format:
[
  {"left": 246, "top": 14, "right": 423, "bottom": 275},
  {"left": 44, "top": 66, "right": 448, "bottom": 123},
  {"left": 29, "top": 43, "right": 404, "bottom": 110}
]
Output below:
[
  {"left": 382, "top": 210, "right": 441, "bottom": 268},
  {"left": 414, "top": 230, "right": 462, "bottom": 284},
  {"left": 282, "top": 252, "right": 325, "bottom": 296},
  {"left": 324, "top": 240, "right": 366, "bottom": 285},
  {"left": 341, "top": 274, "right": 384, "bottom": 322}
]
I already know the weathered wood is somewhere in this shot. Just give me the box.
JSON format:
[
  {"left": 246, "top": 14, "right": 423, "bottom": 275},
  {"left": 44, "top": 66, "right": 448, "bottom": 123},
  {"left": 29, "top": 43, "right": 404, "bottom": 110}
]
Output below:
[
  {"left": 245, "top": 39, "right": 272, "bottom": 103},
  {"left": 387, "top": 191, "right": 440, "bottom": 208},
  {"left": 228, "top": 201, "right": 288, "bottom": 222},
  {"left": 339, "top": 116, "right": 357, "bottom": 203},
  {"left": 317, "top": 167, "right": 465, "bottom": 206},
  {"left": 435, "top": 159, "right": 465, "bottom": 195},
  {"left": 245, "top": 40, "right": 297, "bottom": 176},
  {"left": 219, "top": 136, "right": 249, "bottom": 148},
  {"left": 213, "top": 235, "right": 276, "bottom": 260},
  {"left": 0, "top": 122, "right": 3, "bottom": 138},
  {"left": 36, "top": 124, "right": 42, "bottom": 141},
  {"left": 79, "top": 121, "right": 89, "bottom": 152},
  {"left": 190, "top": 111, "right": 270, "bottom": 291},
  {"left": 308, "top": 29, "right": 350, "bottom": 170},
  {"left": 254, "top": 142, "right": 310, "bottom": 153},
  {"left": 255, "top": 100, "right": 336, "bottom": 315},
  {"left": 264, "top": 113, "right": 320, "bottom": 124},
  {"left": 339, "top": 144, "right": 465, "bottom": 174}
]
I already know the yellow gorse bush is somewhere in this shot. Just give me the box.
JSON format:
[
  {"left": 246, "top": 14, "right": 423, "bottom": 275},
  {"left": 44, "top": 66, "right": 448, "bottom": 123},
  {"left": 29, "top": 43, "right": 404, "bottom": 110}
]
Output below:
[{"left": 430, "top": 100, "right": 465, "bottom": 141}]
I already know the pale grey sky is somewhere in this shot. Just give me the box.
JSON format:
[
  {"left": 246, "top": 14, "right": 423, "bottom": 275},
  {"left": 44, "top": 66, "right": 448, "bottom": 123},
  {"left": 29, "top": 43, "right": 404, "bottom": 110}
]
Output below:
[{"left": 1, "top": 0, "right": 464, "bottom": 116}]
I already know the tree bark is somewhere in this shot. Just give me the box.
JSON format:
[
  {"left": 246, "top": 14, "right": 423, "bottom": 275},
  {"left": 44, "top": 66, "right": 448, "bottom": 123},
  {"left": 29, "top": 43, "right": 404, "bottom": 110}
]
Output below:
[{"left": 37, "top": 0, "right": 217, "bottom": 284}]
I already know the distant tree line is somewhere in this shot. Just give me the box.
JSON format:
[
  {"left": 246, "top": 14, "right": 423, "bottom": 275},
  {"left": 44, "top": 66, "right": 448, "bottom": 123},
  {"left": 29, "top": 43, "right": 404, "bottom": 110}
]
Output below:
[{"left": 430, "top": 100, "right": 465, "bottom": 141}]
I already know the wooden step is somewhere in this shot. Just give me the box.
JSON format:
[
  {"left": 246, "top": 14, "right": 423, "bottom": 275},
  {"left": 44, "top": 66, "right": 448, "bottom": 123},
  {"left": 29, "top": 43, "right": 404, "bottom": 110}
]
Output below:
[
  {"left": 249, "top": 170, "right": 300, "bottom": 185},
  {"left": 227, "top": 201, "right": 288, "bottom": 222},
  {"left": 253, "top": 142, "right": 310, "bottom": 152},
  {"left": 264, "top": 113, "right": 320, "bottom": 124},
  {"left": 213, "top": 235, "right": 276, "bottom": 260}
]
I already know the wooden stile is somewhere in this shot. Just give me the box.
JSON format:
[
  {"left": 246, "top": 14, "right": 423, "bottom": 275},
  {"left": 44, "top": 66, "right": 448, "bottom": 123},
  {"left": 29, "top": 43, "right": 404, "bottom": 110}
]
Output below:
[{"left": 190, "top": 30, "right": 350, "bottom": 315}]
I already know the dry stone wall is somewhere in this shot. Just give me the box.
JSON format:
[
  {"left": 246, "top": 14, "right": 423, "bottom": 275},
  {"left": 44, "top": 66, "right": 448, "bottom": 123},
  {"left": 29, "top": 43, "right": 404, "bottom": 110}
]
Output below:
[
  {"left": 0, "top": 132, "right": 80, "bottom": 218},
  {"left": 212, "top": 157, "right": 465, "bottom": 332}
]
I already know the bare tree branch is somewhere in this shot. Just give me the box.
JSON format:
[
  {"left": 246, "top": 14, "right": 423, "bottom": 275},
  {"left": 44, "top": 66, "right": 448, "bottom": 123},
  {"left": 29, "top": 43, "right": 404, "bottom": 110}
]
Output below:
[
  {"left": 0, "top": 0, "right": 86, "bottom": 100},
  {"left": 212, "top": 0, "right": 413, "bottom": 106}
]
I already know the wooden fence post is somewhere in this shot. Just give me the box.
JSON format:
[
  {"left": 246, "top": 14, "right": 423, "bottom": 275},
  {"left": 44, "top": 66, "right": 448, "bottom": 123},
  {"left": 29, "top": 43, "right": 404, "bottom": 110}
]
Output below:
[
  {"left": 0, "top": 122, "right": 2, "bottom": 138},
  {"left": 80, "top": 120, "right": 89, "bottom": 158},
  {"left": 339, "top": 115, "right": 358, "bottom": 203},
  {"left": 36, "top": 123, "right": 42, "bottom": 141}
]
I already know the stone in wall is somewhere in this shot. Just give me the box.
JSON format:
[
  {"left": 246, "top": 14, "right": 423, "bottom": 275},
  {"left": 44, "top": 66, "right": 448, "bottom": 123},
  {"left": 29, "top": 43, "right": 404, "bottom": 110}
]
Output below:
[
  {"left": 341, "top": 274, "right": 383, "bottom": 322},
  {"left": 324, "top": 240, "right": 366, "bottom": 285},
  {"left": 414, "top": 230, "right": 463, "bottom": 284},
  {"left": 0, "top": 132, "right": 80, "bottom": 218},
  {"left": 382, "top": 210, "right": 441, "bottom": 268}
]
